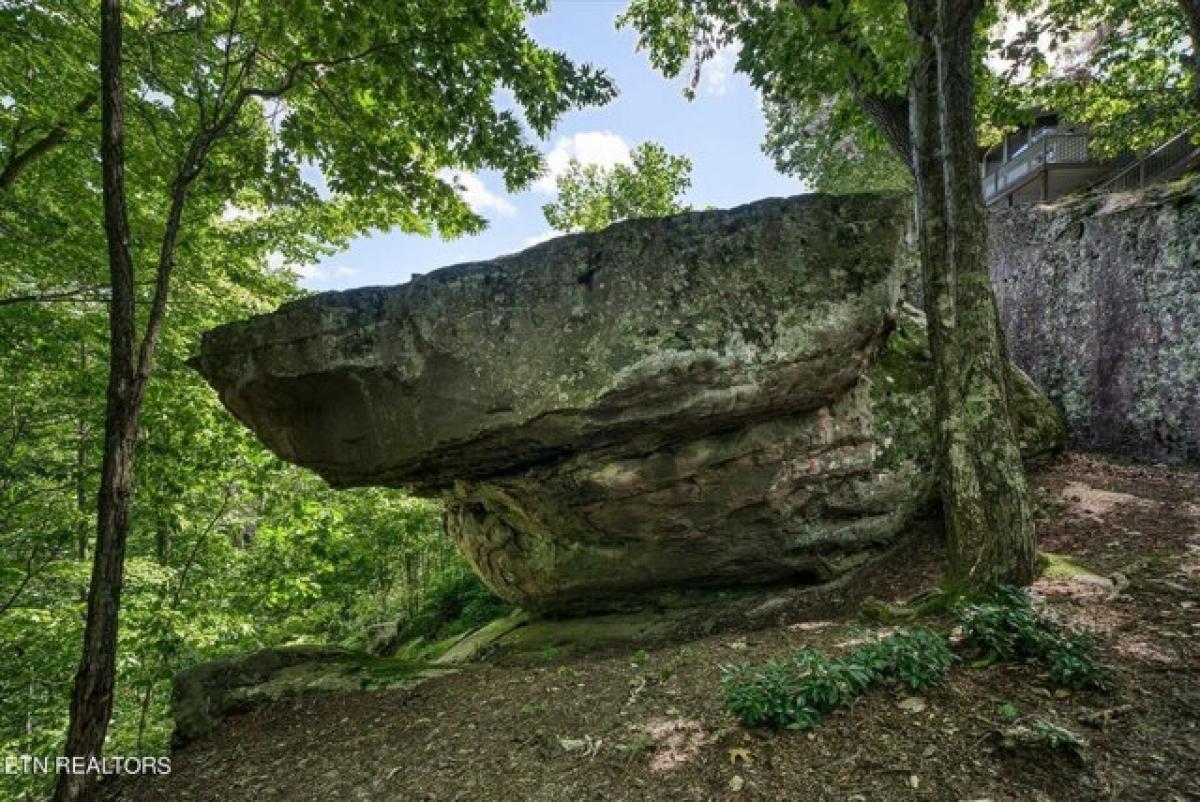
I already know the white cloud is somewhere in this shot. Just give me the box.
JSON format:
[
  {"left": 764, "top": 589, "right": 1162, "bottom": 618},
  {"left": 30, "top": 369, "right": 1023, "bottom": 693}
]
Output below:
[
  {"left": 272, "top": 254, "right": 359, "bottom": 283},
  {"left": 534, "top": 131, "right": 632, "bottom": 193},
  {"left": 296, "top": 264, "right": 358, "bottom": 281},
  {"left": 522, "top": 230, "right": 558, "bottom": 248},
  {"left": 703, "top": 47, "right": 736, "bottom": 97},
  {"left": 439, "top": 169, "right": 516, "bottom": 217},
  {"left": 219, "top": 202, "right": 262, "bottom": 222}
]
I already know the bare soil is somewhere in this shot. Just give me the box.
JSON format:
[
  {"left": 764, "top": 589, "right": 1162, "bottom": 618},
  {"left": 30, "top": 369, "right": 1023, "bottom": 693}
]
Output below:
[{"left": 102, "top": 454, "right": 1200, "bottom": 802}]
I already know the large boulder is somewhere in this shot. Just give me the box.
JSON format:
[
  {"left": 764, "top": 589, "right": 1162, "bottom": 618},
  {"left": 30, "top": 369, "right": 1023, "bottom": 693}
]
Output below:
[{"left": 193, "top": 193, "right": 1063, "bottom": 612}]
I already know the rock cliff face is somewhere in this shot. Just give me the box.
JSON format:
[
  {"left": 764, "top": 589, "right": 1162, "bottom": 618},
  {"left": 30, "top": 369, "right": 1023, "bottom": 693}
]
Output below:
[
  {"left": 193, "top": 193, "right": 1063, "bottom": 612},
  {"left": 990, "top": 180, "right": 1200, "bottom": 465}
]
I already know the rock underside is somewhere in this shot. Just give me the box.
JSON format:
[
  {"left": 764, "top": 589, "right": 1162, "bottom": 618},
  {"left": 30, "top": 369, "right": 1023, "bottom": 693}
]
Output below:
[{"left": 193, "top": 192, "right": 1064, "bottom": 613}]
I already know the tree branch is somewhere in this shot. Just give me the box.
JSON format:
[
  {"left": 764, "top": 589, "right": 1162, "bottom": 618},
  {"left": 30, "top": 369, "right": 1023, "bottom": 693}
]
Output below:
[
  {"left": 793, "top": 0, "right": 912, "bottom": 167},
  {"left": 241, "top": 40, "right": 401, "bottom": 100},
  {"left": 0, "top": 94, "right": 97, "bottom": 191},
  {"left": 0, "top": 286, "right": 110, "bottom": 307},
  {"left": 0, "top": 542, "right": 65, "bottom": 618}
]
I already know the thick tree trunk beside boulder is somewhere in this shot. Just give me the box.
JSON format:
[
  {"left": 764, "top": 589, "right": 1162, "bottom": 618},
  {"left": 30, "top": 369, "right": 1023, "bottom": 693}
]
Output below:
[{"left": 906, "top": 0, "right": 1037, "bottom": 592}]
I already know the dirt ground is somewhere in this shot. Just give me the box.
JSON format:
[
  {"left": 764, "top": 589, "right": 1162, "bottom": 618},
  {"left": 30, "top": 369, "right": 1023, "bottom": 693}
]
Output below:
[{"left": 102, "top": 454, "right": 1200, "bottom": 802}]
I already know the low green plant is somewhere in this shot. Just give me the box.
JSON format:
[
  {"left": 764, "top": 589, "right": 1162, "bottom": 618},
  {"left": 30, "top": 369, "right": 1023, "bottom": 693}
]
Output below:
[
  {"left": 852, "top": 628, "right": 955, "bottom": 691},
  {"left": 956, "top": 586, "right": 1048, "bottom": 661},
  {"left": 956, "top": 587, "right": 1110, "bottom": 690},
  {"left": 723, "top": 590, "right": 1109, "bottom": 731},
  {"left": 630, "top": 649, "right": 650, "bottom": 664},
  {"left": 722, "top": 646, "right": 876, "bottom": 730},
  {"left": 1043, "top": 629, "right": 1107, "bottom": 690},
  {"left": 721, "top": 657, "right": 820, "bottom": 729}
]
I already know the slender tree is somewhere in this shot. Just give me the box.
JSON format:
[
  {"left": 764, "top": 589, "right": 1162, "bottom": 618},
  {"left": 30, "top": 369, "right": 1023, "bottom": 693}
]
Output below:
[
  {"left": 53, "top": 1, "right": 135, "bottom": 799},
  {"left": 41, "top": 2, "right": 614, "bottom": 797},
  {"left": 1182, "top": 0, "right": 1200, "bottom": 108}
]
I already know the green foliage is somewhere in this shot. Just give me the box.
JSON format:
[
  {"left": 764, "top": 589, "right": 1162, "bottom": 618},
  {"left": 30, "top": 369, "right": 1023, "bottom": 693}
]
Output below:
[
  {"left": 621, "top": 0, "right": 1197, "bottom": 192},
  {"left": 956, "top": 587, "right": 1110, "bottom": 691},
  {"left": 956, "top": 586, "right": 1050, "bottom": 661},
  {"left": 762, "top": 97, "right": 911, "bottom": 194},
  {"left": 721, "top": 648, "right": 869, "bottom": 729},
  {"left": 1, "top": 2, "right": 613, "bottom": 797},
  {"left": 722, "top": 628, "right": 951, "bottom": 730},
  {"left": 1041, "top": 628, "right": 1107, "bottom": 691},
  {"left": 1002, "top": 0, "right": 1197, "bottom": 156},
  {"left": 721, "top": 655, "right": 823, "bottom": 729},
  {"left": 619, "top": 0, "right": 918, "bottom": 194},
  {"left": 542, "top": 142, "right": 692, "bottom": 233},
  {"left": 724, "top": 593, "right": 1108, "bottom": 733},
  {"left": 398, "top": 572, "right": 514, "bottom": 642},
  {"left": 855, "top": 628, "right": 956, "bottom": 691}
]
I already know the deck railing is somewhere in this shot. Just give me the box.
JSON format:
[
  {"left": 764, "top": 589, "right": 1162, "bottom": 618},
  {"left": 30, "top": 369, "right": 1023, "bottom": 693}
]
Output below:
[
  {"left": 1093, "top": 129, "right": 1198, "bottom": 193},
  {"left": 982, "top": 133, "right": 1091, "bottom": 201}
]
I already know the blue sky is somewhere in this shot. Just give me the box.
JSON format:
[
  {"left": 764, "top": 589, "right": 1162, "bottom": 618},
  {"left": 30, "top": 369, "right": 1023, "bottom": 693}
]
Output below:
[{"left": 297, "top": 1, "right": 805, "bottom": 292}]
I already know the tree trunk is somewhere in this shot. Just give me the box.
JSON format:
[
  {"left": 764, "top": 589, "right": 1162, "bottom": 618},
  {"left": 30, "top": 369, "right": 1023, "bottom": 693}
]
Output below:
[
  {"left": 907, "top": 0, "right": 1036, "bottom": 593},
  {"left": 75, "top": 343, "right": 90, "bottom": 562},
  {"left": 1179, "top": 0, "right": 1200, "bottom": 110},
  {"left": 54, "top": 2, "right": 137, "bottom": 799},
  {"left": 155, "top": 510, "right": 172, "bottom": 565}
]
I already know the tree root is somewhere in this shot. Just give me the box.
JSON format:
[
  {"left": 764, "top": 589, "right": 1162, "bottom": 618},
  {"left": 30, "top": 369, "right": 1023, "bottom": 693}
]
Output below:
[{"left": 859, "top": 587, "right": 957, "bottom": 624}]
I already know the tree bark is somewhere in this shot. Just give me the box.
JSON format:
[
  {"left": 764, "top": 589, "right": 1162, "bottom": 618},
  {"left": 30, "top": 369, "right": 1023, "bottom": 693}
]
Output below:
[
  {"left": 154, "top": 510, "right": 172, "bottom": 565},
  {"left": 907, "top": 0, "right": 1036, "bottom": 593},
  {"left": 75, "top": 343, "right": 90, "bottom": 562},
  {"left": 54, "top": 2, "right": 137, "bottom": 799},
  {"left": 1179, "top": 0, "right": 1200, "bottom": 110},
  {"left": 857, "top": 91, "right": 913, "bottom": 167}
]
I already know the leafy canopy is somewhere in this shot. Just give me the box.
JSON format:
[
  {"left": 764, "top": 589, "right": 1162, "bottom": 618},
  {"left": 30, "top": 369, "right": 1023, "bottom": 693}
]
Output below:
[
  {"left": 1, "top": 1, "right": 614, "bottom": 797},
  {"left": 542, "top": 141, "right": 692, "bottom": 232},
  {"left": 619, "top": 0, "right": 1198, "bottom": 192}
]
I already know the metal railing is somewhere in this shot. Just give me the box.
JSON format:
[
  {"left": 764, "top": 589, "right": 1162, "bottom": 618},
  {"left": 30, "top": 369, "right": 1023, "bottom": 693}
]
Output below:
[
  {"left": 982, "top": 133, "right": 1091, "bottom": 201},
  {"left": 1093, "top": 129, "right": 1198, "bottom": 193}
]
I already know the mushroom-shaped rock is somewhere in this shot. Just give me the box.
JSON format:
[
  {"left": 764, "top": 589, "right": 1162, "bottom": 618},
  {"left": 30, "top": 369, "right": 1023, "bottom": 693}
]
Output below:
[{"left": 193, "top": 193, "right": 1063, "bottom": 612}]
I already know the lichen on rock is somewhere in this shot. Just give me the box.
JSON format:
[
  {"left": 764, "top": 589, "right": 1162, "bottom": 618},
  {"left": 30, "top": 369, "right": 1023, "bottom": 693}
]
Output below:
[
  {"left": 192, "top": 192, "right": 1064, "bottom": 612},
  {"left": 989, "top": 178, "right": 1200, "bottom": 465}
]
